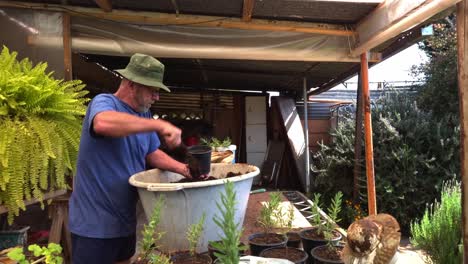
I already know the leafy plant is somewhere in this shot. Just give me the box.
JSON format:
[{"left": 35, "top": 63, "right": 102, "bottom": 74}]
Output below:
[
  {"left": 200, "top": 137, "right": 231, "bottom": 148},
  {"left": 309, "top": 192, "right": 343, "bottom": 241},
  {"left": 410, "top": 180, "right": 462, "bottom": 264},
  {"left": 187, "top": 213, "right": 206, "bottom": 256},
  {"left": 0, "top": 46, "right": 89, "bottom": 223},
  {"left": 6, "top": 243, "right": 63, "bottom": 264},
  {"left": 211, "top": 181, "right": 246, "bottom": 264},
  {"left": 258, "top": 192, "right": 283, "bottom": 233},
  {"left": 136, "top": 195, "right": 171, "bottom": 264}
]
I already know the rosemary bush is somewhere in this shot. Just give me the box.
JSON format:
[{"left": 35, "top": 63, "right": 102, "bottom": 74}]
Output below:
[
  {"left": 310, "top": 192, "right": 343, "bottom": 240},
  {"left": 212, "top": 181, "right": 245, "bottom": 264},
  {"left": 258, "top": 192, "right": 282, "bottom": 233},
  {"left": 410, "top": 180, "right": 462, "bottom": 264},
  {"left": 0, "top": 46, "right": 89, "bottom": 223}
]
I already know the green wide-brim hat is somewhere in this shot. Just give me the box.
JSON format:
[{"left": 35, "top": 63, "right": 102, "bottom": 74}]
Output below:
[{"left": 115, "top": 53, "right": 171, "bottom": 92}]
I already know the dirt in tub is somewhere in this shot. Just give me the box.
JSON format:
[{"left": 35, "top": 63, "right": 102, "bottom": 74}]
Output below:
[{"left": 172, "top": 171, "right": 243, "bottom": 183}]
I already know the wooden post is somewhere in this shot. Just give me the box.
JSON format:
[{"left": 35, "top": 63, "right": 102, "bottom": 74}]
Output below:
[
  {"left": 456, "top": 1, "right": 468, "bottom": 261},
  {"left": 353, "top": 73, "right": 364, "bottom": 202},
  {"left": 361, "top": 53, "right": 377, "bottom": 215},
  {"left": 63, "top": 13, "right": 72, "bottom": 81}
]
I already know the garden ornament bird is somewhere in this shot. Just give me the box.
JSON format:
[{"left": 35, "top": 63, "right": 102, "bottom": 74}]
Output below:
[{"left": 342, "top": 213, "right": 401, "bottom": 264}]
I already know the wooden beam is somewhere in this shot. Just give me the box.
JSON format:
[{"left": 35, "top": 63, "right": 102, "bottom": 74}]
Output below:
[
  {"left": 63, "top": 13, "right": 72, "bottom": 81},
  {"left": 457, "top": 1, "right": 468, "bottom": 260},
  {"left": 361, "top": 53, "right": 377, "bottom": 215},
  {"left": 242, "top": 0, "right": 255, "bottom": 22},
  {"left": 0, "top": 1, "right": 354, "bottom": 36},
  {"left": 94, "top": 0, "right": 112, "bottom": 12},
  {"left": 351, "top": 0, "right": 461, "bottom": 56}
]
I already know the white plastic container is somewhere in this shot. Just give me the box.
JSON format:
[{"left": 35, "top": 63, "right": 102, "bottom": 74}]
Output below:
[{"left": 129, "top": 163, "right": 259, "bottom": 253}]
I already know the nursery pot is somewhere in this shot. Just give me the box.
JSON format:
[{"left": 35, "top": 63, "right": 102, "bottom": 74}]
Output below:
[
  {"left": 286, "top": 232, "right": 302, "bottom": 248},
  {"left": 299, "top": 228, "right": 342, "bottom": 264},
  {"left": 248, "top": 233, "right": 288, "bottom": 256},
  {"left": 129, "top": 163, "right": 259, "bottom": 253},
  {"left": 260, "top": 246, "right": 308, "bottom": 264},
  {"left": 188, "top": 145, "right": 212, "bottom": 175},
  {"left": 207, "top": 240, "right": 246, "bottom": 261},
  {"left": 170, "top": 251, "right": 212, "bottom": 264},
  {"left": 310, "top": 245, "right": 344, "bottom": 264}
]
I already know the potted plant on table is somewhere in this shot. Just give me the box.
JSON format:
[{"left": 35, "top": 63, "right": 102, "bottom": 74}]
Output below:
[
  {"left": 208, "top": 181, "right": 247, "bottom": 264},
  {"left": 0, "top": 46, "right": 88, "bottom": 223},
  {"left": 300, "top": 192, "right": 344, "bottom": 264},
  {"left": 247, "top": 192, "right": 288, "bottom": 256}
]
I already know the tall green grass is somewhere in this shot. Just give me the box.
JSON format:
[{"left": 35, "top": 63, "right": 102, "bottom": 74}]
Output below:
[{"left": 410, "top": 180, "right": 462, "bottom": 264}]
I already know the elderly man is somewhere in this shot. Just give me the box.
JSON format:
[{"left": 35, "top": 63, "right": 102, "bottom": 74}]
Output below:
[{"left": 69, "top": 53, "right": 191, "bottom": 264}]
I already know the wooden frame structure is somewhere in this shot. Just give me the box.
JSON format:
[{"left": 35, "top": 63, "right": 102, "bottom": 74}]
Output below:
[{"left": 2, "top": 0, "right": 468, "bottom": 260}]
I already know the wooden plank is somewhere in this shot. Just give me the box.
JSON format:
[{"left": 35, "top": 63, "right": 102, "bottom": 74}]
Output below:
[
  {"left": 0, "top": 1, "right": 354, "bottom": 36},
  {"left": 352, "top": 0, "right": 461, "bottom": 56},
  {"left": 62, "top": 13, "right": 72, "bottom": 81},
  {"left": 361, "top": 53, "right": 377, "bottom": 215},
  {"left": 242, "top": 0, "right": 255, "bottom": 22},
  {"left": 94, "top": 0, "right": 112, "bottom": 12},
  {"left": 456, "top": 1, "right": 468, "bottom": 260},
  {"left": 0, "top": 190, "right": 67, "bottom": 215}
]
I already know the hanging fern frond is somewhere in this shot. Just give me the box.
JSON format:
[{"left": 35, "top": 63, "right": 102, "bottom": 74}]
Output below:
[{"left": 0, "top": 46, "right": 89, "bottom": 223}]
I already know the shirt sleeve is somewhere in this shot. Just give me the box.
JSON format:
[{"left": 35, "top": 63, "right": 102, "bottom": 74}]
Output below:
[{"left": 87, "top": 95, "right": 116, "bottom": 135}]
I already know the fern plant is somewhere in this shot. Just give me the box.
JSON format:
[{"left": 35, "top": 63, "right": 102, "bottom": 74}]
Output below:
[{"left": 0, "top": 46, "right": 88, "bottom": 223}]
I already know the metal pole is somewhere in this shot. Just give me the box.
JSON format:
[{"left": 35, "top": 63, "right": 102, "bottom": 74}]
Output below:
[
  {"left": 361, "top": 52, "right": 377, "bottom": 215},
  {"left": 303, "top": 77, "right": 310, "bottom": 194}
]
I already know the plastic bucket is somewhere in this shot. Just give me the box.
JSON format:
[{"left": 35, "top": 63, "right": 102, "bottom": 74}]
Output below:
[
  {"left": 129, "top": 163, "right": 259, "bottom": 253},
  {"left": 188, "top": 145, "right": 212, "bottom": 175}
]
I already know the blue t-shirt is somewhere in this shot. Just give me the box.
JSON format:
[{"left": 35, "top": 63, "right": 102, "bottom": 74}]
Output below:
[{"left": 69, "top": 94, "right": 160, "bottom": 238}]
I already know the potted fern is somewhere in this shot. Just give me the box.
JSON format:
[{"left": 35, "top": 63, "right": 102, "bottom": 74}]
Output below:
[
  {"left": 0, "top": 46, "right": 88, "bottom": 223},
  {"left": 208, "top": 181, "right": 246, "bottom": 263},
  {"left": 299, "top": 192, "right": 343, "bottom": 263},
  {"left": 170, "top": 213, "right": 212, "bottom": 264},
  {"left": 247, "top": 192, "right": 288, "bottom": 256},
  {"left": 133, "top": 196, "right": 171, "bottom": 264}
]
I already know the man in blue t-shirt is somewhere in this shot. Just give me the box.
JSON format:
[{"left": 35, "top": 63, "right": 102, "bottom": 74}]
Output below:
[{"left": 69, "top": 53, "right": 191, "bottom": 264}]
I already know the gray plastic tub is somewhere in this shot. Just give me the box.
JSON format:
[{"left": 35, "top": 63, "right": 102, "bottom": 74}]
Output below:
[{"left": 129, "top": 163, "right": 259, "bottom": 252}]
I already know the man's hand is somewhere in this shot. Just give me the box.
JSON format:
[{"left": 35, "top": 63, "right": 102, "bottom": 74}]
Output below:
[{"left": 160, "top": 122, "right": 182, "bottom": 149}]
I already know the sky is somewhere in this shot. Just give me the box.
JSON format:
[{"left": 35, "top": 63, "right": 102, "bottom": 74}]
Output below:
[{"left": 331, "top": 44, "right": 429, "bottom": 90}]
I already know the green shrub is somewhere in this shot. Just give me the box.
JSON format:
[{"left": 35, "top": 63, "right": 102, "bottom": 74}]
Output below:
[
  {"left": 410, "top": 180, "right": 462, "bottom": 264},
  {"left": 312, "top": 91, "right": 459, "bottom": 233}
]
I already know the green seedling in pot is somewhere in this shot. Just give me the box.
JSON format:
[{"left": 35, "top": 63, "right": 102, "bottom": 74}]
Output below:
[
  {"left": 137, "top": 195, "right": 171, "bottom": 264},
  {"left": 258, "top": 192, "right": 283, "bottom": 233},
  {"left": 7, "top": 243, "right": 63, "bottom": 264},
  {"left": 187, "top": 213, "right": 206, "bottom": 256}
]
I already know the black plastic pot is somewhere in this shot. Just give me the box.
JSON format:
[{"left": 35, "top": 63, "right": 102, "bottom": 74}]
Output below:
[
  {"left": 260, "top": 246, "right": 308, "bottom": 264},
  {"left": 170, "top": 251, "right": 212, "bottom": 264},
  {"left": 310, "top": 245, "right": 344, "bottom": 264},
  {"left": 299, "top": 228, "right": 342, "bottom": 264},
  {"left": 286, "top": 231, "right": 302, "bottom": 248},
  {"left": 248, "top": 233, "right": 288, "bottom": 256},
  {"left": 187, "top": 145, "right": 212, "bottom": 175}
]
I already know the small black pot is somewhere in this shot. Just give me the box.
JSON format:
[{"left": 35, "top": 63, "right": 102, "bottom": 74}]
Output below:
[
  {"left": 248, "top": 232, "right": 288, "bottom": 256},
  {"left": 260, "top": 246, "right": 308, "bottom": 264},
  {"left": 286, "top": 231, "right": 302, "bottom": 248},
  {"left": 299, "top": 228, "right": 342, "bottom": 264},
  {"left": 310, "top": 245, "right": 344, "bottom": 264},
  {"left": 170, "top": 251, "right": 212, "bottom": 264}
]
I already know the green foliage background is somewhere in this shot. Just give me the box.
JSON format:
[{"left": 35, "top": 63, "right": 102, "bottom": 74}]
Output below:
[{"left": 0, "top": 46, "right": 88, "bottom": 222}]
